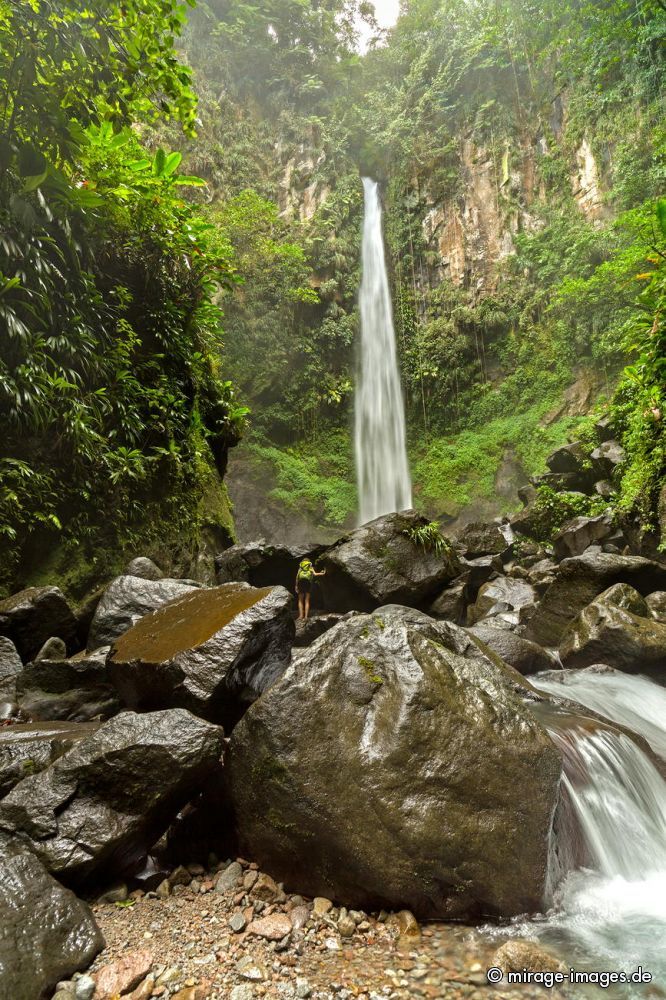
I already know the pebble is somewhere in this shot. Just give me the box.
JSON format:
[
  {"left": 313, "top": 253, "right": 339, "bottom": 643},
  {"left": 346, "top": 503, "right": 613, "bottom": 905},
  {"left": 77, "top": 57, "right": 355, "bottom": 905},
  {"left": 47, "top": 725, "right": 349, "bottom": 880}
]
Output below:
[
  {"left": 231, "top": 986, "right": 255, "bottom": 1000},
  {"left": 74, "top": 976, "right": 95, "bottom": 1000},
  {"left": 236, "top": 956, "right": 267, "bottom": 981},
  {"left": 229, "top": 912, "right": 247, "bottom": 933},
  {"left": 216, "top": 861, "right": 243, "bottom": 892},
  {"left": 247, "top": 913, "right": 292, "bottom": 941}
]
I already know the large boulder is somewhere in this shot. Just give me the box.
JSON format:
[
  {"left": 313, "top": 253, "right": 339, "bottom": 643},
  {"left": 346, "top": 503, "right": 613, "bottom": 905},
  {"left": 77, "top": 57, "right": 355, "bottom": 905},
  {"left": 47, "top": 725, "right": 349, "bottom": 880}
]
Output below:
[
  {"left": 454, "top": 521, "right": 510, "bottom": 560},
  {"left": 107, "top": 584, "right": 294, "bottom": 726},
  {"left": 525, "top": 548, "right": 666, "bottom": 648},
  {"left": 552, "top": 513, "right": 613, "bottom": 561},
  {"left": 16, "top": 647, "right": 121, "bottom": 723},
  {"left": 319, "top": 511, "right": 461, "bottom": 613},
  {"left": 215, "top": 540, "right": 326, "bottom": 592},
  {"left": 87, "top": 576, "right": 196, "bottom": 650},
  {"left": 0, "top": 587, "right": 78, "bottom": 662},
  {"left": 0, "top": 721, "right": 98, "bottom": 798},
  {"left": 468, "top": 623, "right": 553, "bottom": 676},
  {"left": 560, "top": 587, "right": 666, "bottom": 673},
  {"left": 227, "top": 606, "right": 561, "bottom": 920},
  {"left": 0, "top": 847, "right": 104, "bottom": 1000},
  {"left": 0, "top": 709, "right": 224, "bottom": 885}
]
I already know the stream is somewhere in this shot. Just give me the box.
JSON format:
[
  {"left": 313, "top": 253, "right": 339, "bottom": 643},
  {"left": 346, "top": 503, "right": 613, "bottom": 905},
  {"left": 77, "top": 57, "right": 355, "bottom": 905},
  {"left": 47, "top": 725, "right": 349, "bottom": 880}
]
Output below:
[{"left": 483, "top": 669, "right": 666, "bottom": 996}]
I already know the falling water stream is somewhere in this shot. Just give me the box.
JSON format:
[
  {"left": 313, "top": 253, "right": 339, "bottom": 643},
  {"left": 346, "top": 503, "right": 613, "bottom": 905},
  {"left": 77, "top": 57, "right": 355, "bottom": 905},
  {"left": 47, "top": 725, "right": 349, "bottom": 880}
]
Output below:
[
  {"left": 497, "top": 671, "right": 666, "bottom": 995},
  {"left": 355, "top": 178, "right": 412, "bottom": 524}
]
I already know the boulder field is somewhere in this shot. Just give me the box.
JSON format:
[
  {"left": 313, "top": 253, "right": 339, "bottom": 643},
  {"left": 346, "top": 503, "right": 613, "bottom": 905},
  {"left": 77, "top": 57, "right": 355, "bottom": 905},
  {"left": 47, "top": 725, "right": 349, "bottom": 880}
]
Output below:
[{"left": 1, "top": 499, "right": 665, "bottom": 996}]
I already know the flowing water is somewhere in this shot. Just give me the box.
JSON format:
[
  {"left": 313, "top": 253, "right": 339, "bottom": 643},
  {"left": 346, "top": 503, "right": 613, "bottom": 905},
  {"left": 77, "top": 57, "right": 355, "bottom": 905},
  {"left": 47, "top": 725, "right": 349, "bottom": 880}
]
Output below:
[
  {"left": 355, "top": 177, "right": 412, "bottom": 525},
  {"left": 496, "top": 673, "right": 666, "bottom": 995},
  {"left": 532, "top": 667, "right": 666, "bottom": 759}
]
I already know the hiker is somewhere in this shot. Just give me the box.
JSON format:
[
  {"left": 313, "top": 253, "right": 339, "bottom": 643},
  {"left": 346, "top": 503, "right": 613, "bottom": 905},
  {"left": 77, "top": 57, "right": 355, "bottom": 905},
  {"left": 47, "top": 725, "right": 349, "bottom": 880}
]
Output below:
[{"left": 295, "top": 558, "right": 326, "bottom": 620}]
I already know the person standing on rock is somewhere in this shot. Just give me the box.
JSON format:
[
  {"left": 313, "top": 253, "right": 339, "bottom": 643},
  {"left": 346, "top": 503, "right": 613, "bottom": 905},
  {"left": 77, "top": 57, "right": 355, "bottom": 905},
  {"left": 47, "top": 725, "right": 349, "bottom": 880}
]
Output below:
[{"left": 295, "top": 558, "right": 325, "bottom": 621}]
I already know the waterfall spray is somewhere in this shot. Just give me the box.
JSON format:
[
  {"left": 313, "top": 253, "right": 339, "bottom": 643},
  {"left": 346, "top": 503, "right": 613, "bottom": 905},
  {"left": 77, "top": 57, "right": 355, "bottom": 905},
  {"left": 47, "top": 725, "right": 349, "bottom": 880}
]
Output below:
[{"left": 355, "top": 177, "right": 412, "bottom": 525}]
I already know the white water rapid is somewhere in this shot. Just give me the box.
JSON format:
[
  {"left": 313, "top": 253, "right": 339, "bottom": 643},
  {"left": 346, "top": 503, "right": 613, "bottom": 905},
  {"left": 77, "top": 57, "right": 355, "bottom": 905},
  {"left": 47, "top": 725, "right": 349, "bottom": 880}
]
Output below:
[
  {"left": 503, "top": 672, "right": 666, "bottom": 995},
  {"left": 355, "top": 177, "right": 412, "bottom": 525}
]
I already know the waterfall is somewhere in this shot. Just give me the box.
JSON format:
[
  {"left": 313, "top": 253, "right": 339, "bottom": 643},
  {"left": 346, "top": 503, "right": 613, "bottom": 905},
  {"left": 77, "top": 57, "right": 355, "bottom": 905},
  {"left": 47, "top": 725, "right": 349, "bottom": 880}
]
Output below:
[
  {"left": 355, "top": 177, "right": 412, "bottom": 525},
  {"left": 506, "top": 688, "right": 666, "bottom": 989},
  {"left": 532, "top": 667, "right": 666, "bottom": 759}
]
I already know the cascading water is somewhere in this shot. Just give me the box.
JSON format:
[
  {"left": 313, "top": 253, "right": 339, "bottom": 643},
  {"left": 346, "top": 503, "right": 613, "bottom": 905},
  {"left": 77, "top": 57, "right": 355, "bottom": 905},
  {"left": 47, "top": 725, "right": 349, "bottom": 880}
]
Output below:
[
  {"left": 532, "top": 667, "right": 666, "bottom": 759},
  {"left": 502, "top": 678, "right": 666, "bottom": 995},
  {"left": 355, "top": 177, "right": 412, "bottom": 525}
]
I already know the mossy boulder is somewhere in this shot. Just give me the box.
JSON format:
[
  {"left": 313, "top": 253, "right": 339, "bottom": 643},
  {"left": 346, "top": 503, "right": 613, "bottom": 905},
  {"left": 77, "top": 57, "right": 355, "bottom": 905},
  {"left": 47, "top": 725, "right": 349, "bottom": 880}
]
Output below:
[
  {"left": 319, "top": 511, "right": 461, "bottom": 613},
  {"left": 525, "top": 549, "right": 666, "bottom": 647},
  {"left": 560, "top": 586, "right": 666, "bottom": 673},
  {"left": 107, "top": 583, "right": 294, "bottom": 726},
  {"left": 227, "top": 606, "right": 561, "bottom": 920}
]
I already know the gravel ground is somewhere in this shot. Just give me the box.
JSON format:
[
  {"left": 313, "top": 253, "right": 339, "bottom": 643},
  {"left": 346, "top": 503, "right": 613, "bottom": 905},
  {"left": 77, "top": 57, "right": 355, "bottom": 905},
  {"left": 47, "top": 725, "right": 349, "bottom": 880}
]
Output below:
[{"left": 58, "top": 856, "right": 571, "bottom": 1000}]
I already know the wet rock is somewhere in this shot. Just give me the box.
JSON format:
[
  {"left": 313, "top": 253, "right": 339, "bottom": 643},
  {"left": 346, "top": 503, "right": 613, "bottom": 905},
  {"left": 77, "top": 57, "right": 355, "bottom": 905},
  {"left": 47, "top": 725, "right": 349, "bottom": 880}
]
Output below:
[
  {"left": 455, "top": 521, "right": 510, "bottom": 559},
  {"left": 293, "top": 612, "right": 358, "bottom": 647},
  {"left": 93, "top": 949, "right": 154, "bottom": 1000},
  {"left": 108, "top": 584, "right": 294, "bottom": 727},
  {"left": 560, "top": 590, "right": 666, "bottom": 673},
  {"left": 468, "top": 623, "right": 553, "bottom": 676},
  {"left": 0, "top": 587, "right": 78, "bottom": 662},
  {"left": 227, "top": 606, "right": 561, "bottom": 920},
  {"left": 33, "top": 636, "right": 67, "bottom": 661},
  {"left": 16, "top": 646, "right": 121, "bottom": 722},
  {"left": 319, "top": 511, "right": 461, "bottom": 613},
  {"left": 595, "top": 479, "right": 614, "bottom": 498},
  {"left": 0, "top": 720, "right": 98, "bottom": 798},
  {"left": 0, "top": 850, "right": 104, "bottom": 1000},
  {"left": 313, "top": 897, "right": 333, "bottom": 917},
  {"left": 467, "top": 577, "right": 538, "bottom": 626},
  {"left": 460, "top": 554, "right": 504, "bottom": 590},
  {"left": 596, "top": 583, "right": 649, "bottom": 616},
  {"left": 491, "top": 938, "right": 565, "bottom": 974},
  {"left": 552, "top": 513, "right": 613, "bottom": 561},
  {"left": 87, "top": 576, "right": 196, "bottom": 650},
  {"left": 428, "top": 580, "right": 469, "bottom": 624},
  {"left": 534, "top": 470, "right": 594, "bottom": 492},
  {"left": 0, "top": 636, "right": 22, "bottom": 700},
  {"left": 125, "top": 557, "right": 164, "bottom": 581},
  {"left": 386, "top": 910, "right": 421, "bottom": 939},
  {"left": 0, "top": 709, "right": 224, "bottom": 885},
  {"left": 646, "top": 591, "right": 666, "bottom": 624},
  {"left": 525, "top": 548, "right": 666, "bottom": 647},
  {"left": 97, "top": 882, "right": 128, "bottom": 904}
]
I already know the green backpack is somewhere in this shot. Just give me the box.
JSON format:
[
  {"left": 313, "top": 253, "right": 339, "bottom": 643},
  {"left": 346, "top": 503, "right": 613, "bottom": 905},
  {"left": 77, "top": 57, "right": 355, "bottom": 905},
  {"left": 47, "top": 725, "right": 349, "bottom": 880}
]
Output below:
[{"left": 297, "top": 559, "right": 315, "bottom": 581}]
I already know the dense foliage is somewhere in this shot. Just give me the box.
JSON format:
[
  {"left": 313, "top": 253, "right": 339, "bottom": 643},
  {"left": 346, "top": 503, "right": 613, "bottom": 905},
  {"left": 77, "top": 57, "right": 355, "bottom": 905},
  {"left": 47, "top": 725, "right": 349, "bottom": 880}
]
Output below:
[
  {"left": 0, "top": 0, "right": 244, "bottom": 592},
  {"left": 176, "top": 0, "right": 664, "bottom": 531},
  {"left": 2, "top": 0, "right": 664, "bottom": 575}
]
